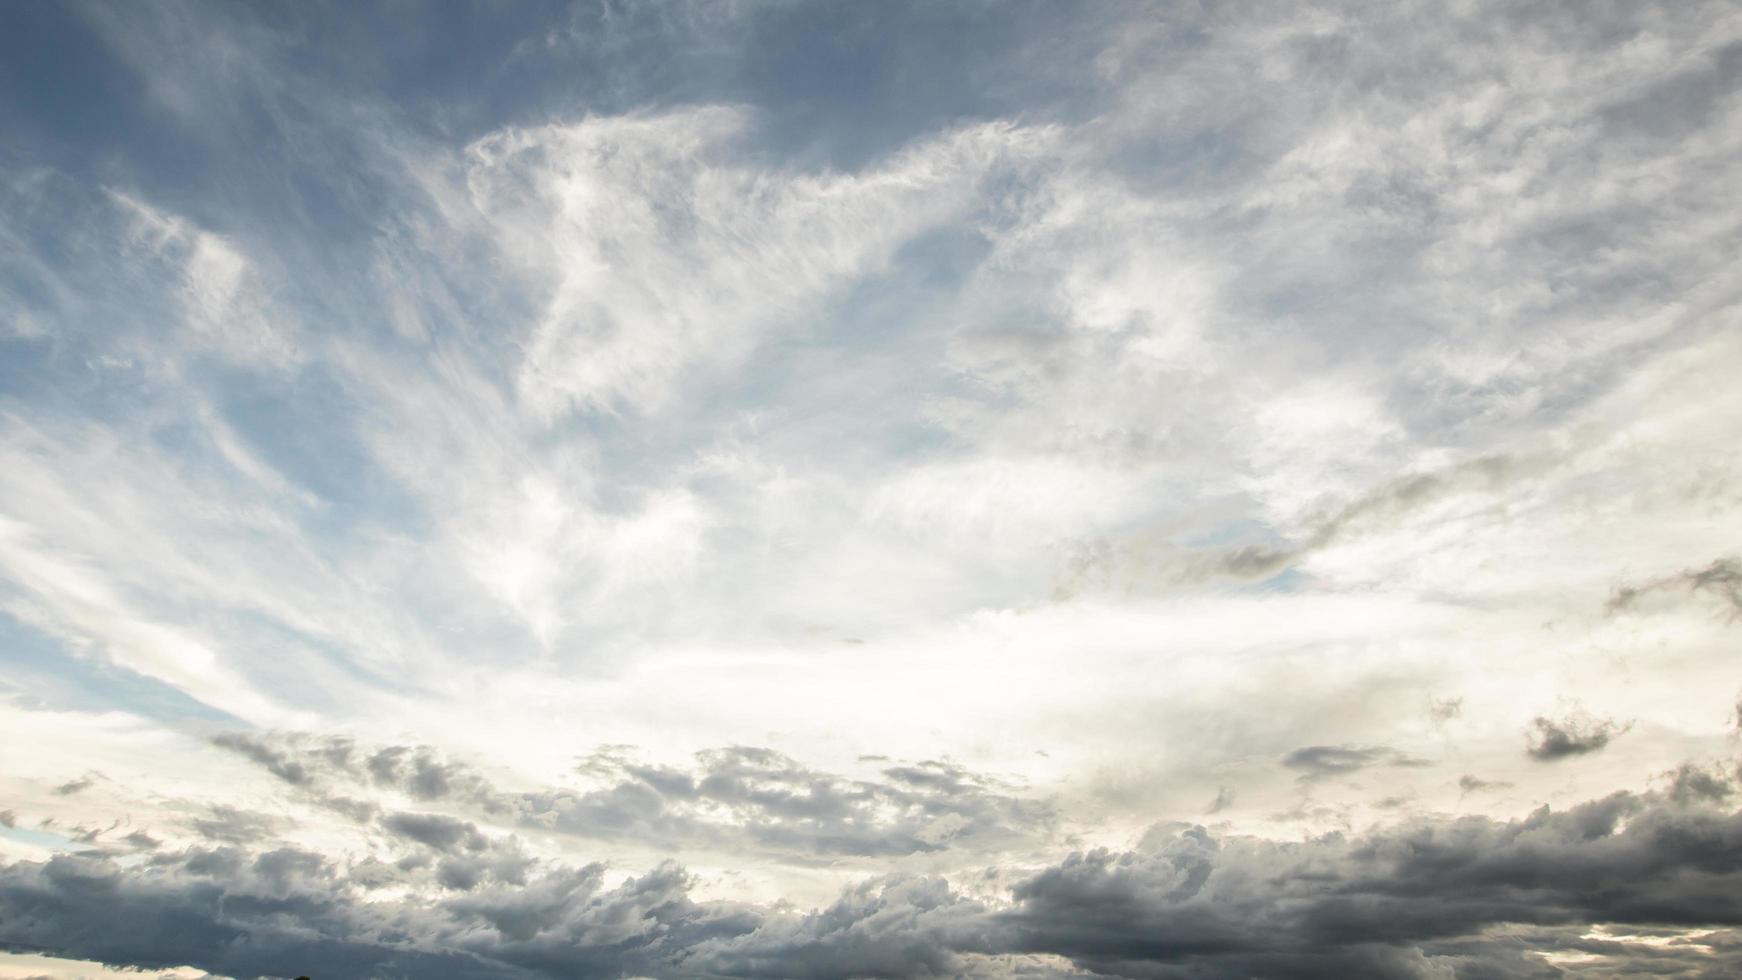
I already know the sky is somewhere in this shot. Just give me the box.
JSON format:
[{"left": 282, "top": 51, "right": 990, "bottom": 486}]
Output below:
[{"left": 1, "top": 1, "right": 1741, "bottom": 977}]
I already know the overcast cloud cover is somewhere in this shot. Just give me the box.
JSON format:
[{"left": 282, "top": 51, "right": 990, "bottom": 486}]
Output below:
[{"left": 2, "top": 1, "right": 1741, "bottom": 977}]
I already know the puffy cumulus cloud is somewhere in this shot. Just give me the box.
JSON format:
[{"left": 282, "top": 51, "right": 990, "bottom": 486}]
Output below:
[{"left": 5, "top": 786, "right": 1741, "bottom": 979}]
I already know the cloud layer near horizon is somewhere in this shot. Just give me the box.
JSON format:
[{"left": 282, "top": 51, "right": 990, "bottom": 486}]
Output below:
[{"left": 2, "top": 1, "right": 1741, "bottom": 977}]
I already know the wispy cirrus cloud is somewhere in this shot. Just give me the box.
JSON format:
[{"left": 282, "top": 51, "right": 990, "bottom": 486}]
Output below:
[{"left": 2, "top": 1, "right": 1741, "bottom": 977}]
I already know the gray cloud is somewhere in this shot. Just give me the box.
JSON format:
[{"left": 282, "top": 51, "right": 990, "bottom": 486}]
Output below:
[
  {"left": 2, "top": 2, "right": 1739, "bottom": 978},
  {"left": 1066, "top": 453, "right": 1558, "bottom": 594},
  {"left": 528, "top": 746, "right": 1059, "bottom": 860},
  {"left": 365, "top": 744, "right": 477, "bottom": 801},
  {"left": 51, "top": 776, "right": 94, "bottom": 797},
  {"left": 121, "top": 830, "right": 161, "bottom": 851},
  {"left": 1525, "top": 712, "right": 1631, "bottom": 761},
  {"left": 989, "top": 790, "right": 1742, "bottom": 978},
  {"left": 1429, "top": 698, "right": 1463, "bottom": 723},
  {"left": 1664, "top": 763, "right": 1736, "bottom": 805},
  {"left": 209, "top": 731, "right": 316, "bottom": 786},
  {"left": 1607, "top": 556, "right": 1742, "bottom": 617},
  {"left": 214, "top": 733, "right": 1056, "bottom": 860},
  {"left": 1282, "top": 745, "right": 1431, "bottom": 781},
  {"left": 1275, "top": 454, "right": 1553, "bottom": 568},
  {"left": 1457, "top": 774, "right": 1512, "bottom": 796},
  {"left": 4, "top": 786, "right": 1739, "bottom": 979},
  {"left": 212, "top": 733, "right": 472, "bottom": 804},
  {"left": 68, "top": 820, "right": 117, "bottom": 845},
  {"left": 187, "top": 805, "right": 282, "bottom": 845},
  {"left": 381, "top": 812, "right": 488, "bottom": 855},
  {"left": 1204, "top": 786, "right": 1234, "bottom": 815}
]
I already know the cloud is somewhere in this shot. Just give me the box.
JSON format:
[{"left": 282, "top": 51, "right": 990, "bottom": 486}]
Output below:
[
  {"left": 1525, "top": 713, "right": 1632, "bottom": 762},
  {"left": 381, "top": 812, "right": 488, "bottom": 855},
  {"left": 1608, "top": 557, "right": 1742, "bottom": 617},
  {"left": 1204, "top": 787, "right": 1234, "bottom": 815},
  {"left": 1663, "top": 763, "right": 1736, "bottom": 805},
  {"left": 208, "top": 732, "right": 313, "bottom": 786},
  {"left": 120, "top": 830, "right": 161, "bottom": 851},
  {"left": 1457, "top": 775, "right": 1512, "bottom": 796},
  {"left": 50, "top": 777, "right": 93, "bottom": 797},
  {"left": 1282, "top": 745, "right": 1432, "bottom": 781},
  {"left": 1429, "top": 698, "right": 1463, "bottom": 723},
  {"left": 1059, "top": 452, "right": 1559, "bottom": 595},
  {"left": 4, "top": 785, "right": 1739, "bottom": 979},
  {"left": 210, "top": 733, "right": 1057, "bottom": 861},
  {"left": 2, "top": 2, "right": 1741, "bottom": 977},
  {"left": 990, "top": 790, "right": 1742, "bottom": 978},
  {"left": 464, "top": 108, "right": 1051, "bottom": 419},
  {"left": 109, "top": 192, "right": 299, "bottom": 368},
  {"left": 186, "top": 805, "right": 281, "bottom": 845}
]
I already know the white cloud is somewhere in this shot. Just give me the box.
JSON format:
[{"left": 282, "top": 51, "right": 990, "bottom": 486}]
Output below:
[
  {"left": 464, "top": 109, "right": 1053, "bottom": 418},
  {"left": 110, "top": 192, "right": 299, "bottom": 367},
  {"left": 3, "top": 2, "right": 1742, "bottom": 974}
]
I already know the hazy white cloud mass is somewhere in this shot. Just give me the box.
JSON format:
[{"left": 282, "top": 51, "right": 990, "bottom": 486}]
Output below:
[{"left": 1, "top": 2, "right": 1741, "bottom": 977}]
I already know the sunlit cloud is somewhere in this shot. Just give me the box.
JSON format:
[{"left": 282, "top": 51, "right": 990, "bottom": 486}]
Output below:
[{"left": 2, "top": 1, "right": 1740, "bottom": 976}]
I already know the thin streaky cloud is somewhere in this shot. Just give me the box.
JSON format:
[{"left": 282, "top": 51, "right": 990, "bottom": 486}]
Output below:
[{"left": 1, "top": 1, "right": 1740, "bottom": 977}]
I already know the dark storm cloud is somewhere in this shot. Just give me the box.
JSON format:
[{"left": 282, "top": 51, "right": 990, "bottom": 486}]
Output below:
[
  {"left": 1282, "top": 744, "right": 1431, "bottom": 781},
  {"left": 213, "top": 733, "right": 1056, "bottom": 859},
  {"left": 1525, "top": 712, "right": 1630, "bottom": 761},
  {"left": 6, "top": 786, "right": 1740, "bottom": 979},
  {"left": 988, "top": 791, "right": 1742, "bottom": 979},
  {"left": 1606, "top": 556, "right": 1742, "bottom": 617}
]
